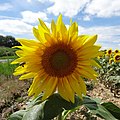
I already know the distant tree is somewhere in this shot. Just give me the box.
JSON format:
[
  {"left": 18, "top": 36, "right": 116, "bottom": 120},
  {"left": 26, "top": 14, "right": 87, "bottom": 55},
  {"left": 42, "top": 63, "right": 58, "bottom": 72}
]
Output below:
[
  {"left": 0, "top": 35, "right": 20, "bottom": 47},
  {"left": 0, "top": 35, "right": 5, "bottom": 46},
  {"left": 5, "top": 35, "right": 20, "bottom": 47}
]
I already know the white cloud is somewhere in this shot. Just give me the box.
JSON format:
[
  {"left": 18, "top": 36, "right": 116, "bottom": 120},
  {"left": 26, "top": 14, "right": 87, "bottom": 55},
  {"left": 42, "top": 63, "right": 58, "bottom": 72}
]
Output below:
[
  {"left": 83, "top": 15, "right": 91, "bottom": 21},
  {"left": 0, "top": 3, "right": 12, "bottom": 11},
  {"left": 84, "top": 0, "right": 120, "bottom": 17},
  {"left": 38, "top": 0, "right": 49, "bottom": 3},
  {"left": 78, "top": 25, "right": 120, "bottom": 49},
  {"left": 47, "top": 0, "right": 120, "bottom": 19},
  {"left": 0, "top": 19, "right": 32, "bottom": 35},
  {"left": 27, "top": 0, "right": 48, "bottom": 3},
  {"left": 21, "top": 11, "right": 48, "bottom": 24},
  {"left": 47, "top": 0, "right": 90, "bottom": 17}
]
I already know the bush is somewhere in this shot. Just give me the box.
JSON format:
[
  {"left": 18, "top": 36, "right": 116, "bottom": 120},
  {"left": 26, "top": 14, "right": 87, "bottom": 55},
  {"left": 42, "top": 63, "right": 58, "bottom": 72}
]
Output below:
[{"left": 0, "top": 47, "right": 17, "bottom": 57}]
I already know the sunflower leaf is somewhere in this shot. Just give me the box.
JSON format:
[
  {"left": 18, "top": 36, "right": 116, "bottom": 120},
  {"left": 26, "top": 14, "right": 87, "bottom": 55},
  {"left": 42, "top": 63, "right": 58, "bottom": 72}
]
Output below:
[
  {"left": 8, "top": 110, "right": 27, "bottom": 120},
  {"left": 101, "top": 102, "right": 120, "bottom": 119}
]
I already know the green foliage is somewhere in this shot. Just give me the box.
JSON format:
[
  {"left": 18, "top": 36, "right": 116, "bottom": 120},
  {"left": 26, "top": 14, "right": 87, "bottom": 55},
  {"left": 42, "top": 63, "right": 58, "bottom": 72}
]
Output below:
[
  {"left": 0, "top": 47, "right": 17, "bottom": 57},
  {"left": 102, "top": 102, "right": 120, "bottom": 119},
  {"left": 8, "top": 94, "right": 120, "bottom": 120},
  {"left": 8, "top": 110, "right": 27, "bottom": 120},
  {"left": 97, "top": 55, "right": 120, "bottom": 97},
  {"left": 0, "top": 59, "right": 17, "bottom": 77}
]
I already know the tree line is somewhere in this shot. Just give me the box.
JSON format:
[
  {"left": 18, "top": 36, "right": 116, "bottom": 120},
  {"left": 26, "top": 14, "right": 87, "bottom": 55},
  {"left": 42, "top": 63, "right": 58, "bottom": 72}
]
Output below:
[{"left": 0, "top": 35, "right": 20, "bottom": 48}]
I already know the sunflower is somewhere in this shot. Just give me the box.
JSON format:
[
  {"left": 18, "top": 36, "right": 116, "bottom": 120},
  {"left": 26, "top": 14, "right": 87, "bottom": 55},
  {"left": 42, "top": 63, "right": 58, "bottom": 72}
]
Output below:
[
  {"left": 114, "top": 49, "right": 119, "bottom": 54},
  {"left": 11, "top": 15, "right": 101, "bottom": 103},
  {"left": 114, "top": 53, "right": 120, "bottom": 62},
  {"left": 106, "top": 48, "right": 112, "bottom": 56}
]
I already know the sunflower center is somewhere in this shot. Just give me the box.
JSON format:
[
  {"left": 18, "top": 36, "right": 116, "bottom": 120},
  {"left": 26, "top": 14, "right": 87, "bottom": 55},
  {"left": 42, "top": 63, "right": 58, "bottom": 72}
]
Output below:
[
  {"left": 41, "top": 43, "right": 77, "bottom": 77},
  {"left": 115, "top": 55, "right": 120, "bottom": 60},
  {"left": 50, "top": 50, "right": 70, "bottom": 70},
  {"left": 115, "top": 50, "right": 119, "bottom": 53},
  {"left": 108, "top": 50, "right": 112, "bottom": 54}
]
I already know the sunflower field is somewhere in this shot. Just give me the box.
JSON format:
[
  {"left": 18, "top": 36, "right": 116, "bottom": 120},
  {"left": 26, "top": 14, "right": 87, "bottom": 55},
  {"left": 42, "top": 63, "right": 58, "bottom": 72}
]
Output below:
[{"left": 97, "top": 49, "right": 120, "bottom": 97}]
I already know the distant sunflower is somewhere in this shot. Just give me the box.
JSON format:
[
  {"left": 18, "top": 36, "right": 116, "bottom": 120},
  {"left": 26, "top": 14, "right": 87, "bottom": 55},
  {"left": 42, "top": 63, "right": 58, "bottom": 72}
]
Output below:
[
  {"left": 114, "top": 49, "right": 119, "bottom": 54},
  {"left": 11, "top": 15, "right": 101, "bottom": 103},
  {"left": 114, "top": 53, "right": 120, "bottom": 62},
  {"left": 106, "top": 48, "right": 112, "bottom": 56}
]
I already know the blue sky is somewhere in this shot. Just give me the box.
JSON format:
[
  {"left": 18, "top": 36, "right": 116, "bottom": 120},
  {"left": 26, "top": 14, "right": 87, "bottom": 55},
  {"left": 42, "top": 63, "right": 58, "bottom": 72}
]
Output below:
[{"left": 0, "top": 0, "right": 120, "bottom": 50}]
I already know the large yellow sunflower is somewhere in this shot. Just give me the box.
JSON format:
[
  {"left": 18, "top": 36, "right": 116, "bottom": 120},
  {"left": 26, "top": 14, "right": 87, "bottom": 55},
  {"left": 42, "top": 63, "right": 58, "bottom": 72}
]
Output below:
[{"left": 12, "top": 15, "right": 101, "bottom": 103}]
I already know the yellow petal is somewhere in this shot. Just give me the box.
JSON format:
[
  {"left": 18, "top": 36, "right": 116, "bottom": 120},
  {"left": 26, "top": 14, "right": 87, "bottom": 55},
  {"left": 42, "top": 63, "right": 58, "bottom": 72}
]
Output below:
[
  {"left": 68, "top": 22, "right": 78, "bottom": 38},
  {"left": 58, "top": 78, "right": 70, "bottom": 102},
  {"left": 51, "top": 20, "right": 56, "bottom": 37},
  {"left": 28, "top": 72, "right": 45, "bottom": 92},
  {"left": 68, "top": 75, "right": 82, "bottom": 99},
  {"left": 63, "top": 77, "right": 74, "bottom": 103},
  {"left": 28, "top": 73, "right": 48, "bottom": 95},
  {"left": 38, "top": 18, "right": 50, "bottom": 32},
  {"left": 14, "top": 65, "right": 28, "bottom": 74},
  {"left": 78, "top": 77, "right": 86, "bottom": 95},
  {"left": 56, "top": 14, "right": 62, "bottom": 31},
  {"left": 19, "top": 72, "right": 35, "bottom": 80},
  {"left": 75, "top": 68, "right": 96, "bottom": 80},
  {"left": 15, "top": 50, "right": 23, "bottom": 57},
  {"left": 11, "top": 57, "right": 24, "bottom": 64},
  {"left": 17, "top": 39, "right": 39, "bottom": 48},
  {"left": 91, "top": 59, "right": 101, "bottom": 68},
  {"left": 33, "top": 27, "right": 43, "bottom": 42},
  {"left": 83, "top": 35, "right": 97, "bottom": 48},
  {"left": 42, "top": 77, "right": 58, "bottom": 100}
]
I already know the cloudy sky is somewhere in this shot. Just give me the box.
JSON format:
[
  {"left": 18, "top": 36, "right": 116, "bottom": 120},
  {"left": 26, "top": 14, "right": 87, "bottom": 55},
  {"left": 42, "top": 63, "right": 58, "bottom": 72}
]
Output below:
[{"left": 0, "top": 0, "right": 120, "bottom": 50}]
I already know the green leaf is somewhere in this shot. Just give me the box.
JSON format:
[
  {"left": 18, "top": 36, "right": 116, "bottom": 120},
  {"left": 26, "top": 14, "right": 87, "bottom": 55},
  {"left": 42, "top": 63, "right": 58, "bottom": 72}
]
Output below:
[
  {"left": 91, "top": 104, "right": 118, "bottom": 120},
  {"left": 40, "top": 94, "right": 83, "bottom": 120},
  {"left": 102, "top": 102, "right": 120, "bottom": 119},
  {"left": 22, "top": 102, "right": 45, "bottom": 120},
  {"left": 82, "top": 96, "right": 117, "bottom": 120},
  {"left": 8, "top": 110, "right": 27, "bottom": 120},
  {"left": 27, "top": 93, "right": 43, "bottom": 108},
  {"left": 22, "top": 93, "right": 82, "bottom": 120},
  {"left": 83, "top": 96, "right": 98, "bottom": 110},
  {"left": 42, "top": 94, "right": 64, "bottom": 120}
]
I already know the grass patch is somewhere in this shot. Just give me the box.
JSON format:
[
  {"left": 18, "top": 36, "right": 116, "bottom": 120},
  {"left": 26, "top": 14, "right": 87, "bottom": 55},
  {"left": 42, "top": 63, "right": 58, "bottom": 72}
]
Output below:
[
  {"left": 0, "top": 46, "right": 17, "bottom": 57},
  {"left": 0, "top": 60, "right": 18, "bottom": 78},
  {"left": 0, "top": 55, "right": 18, "bottom": 59}
]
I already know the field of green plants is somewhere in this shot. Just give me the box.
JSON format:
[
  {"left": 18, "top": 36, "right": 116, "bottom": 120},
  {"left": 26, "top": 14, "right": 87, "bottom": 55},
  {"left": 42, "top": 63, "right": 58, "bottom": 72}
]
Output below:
[
  {"left": 0, "top": 47, "right": 120, "bottom": 120},
  {"left": 97, "top": 49, "right": 120, "bottom": 97}
]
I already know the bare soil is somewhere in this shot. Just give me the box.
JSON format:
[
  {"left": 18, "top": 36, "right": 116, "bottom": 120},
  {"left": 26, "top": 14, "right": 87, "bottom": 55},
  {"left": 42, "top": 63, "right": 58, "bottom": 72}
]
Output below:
[{"left": 0, "top": 78, "right": 120, "bottom": 120}]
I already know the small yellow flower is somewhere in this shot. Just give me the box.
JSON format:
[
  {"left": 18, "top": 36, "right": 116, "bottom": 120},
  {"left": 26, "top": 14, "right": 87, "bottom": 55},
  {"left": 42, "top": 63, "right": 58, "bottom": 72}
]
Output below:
[
  {"left": 114, "top": 53, "right": 120, "bottom": 62},
  {"left": 11, "top": 15, "right": 101, "bottom": 103}
]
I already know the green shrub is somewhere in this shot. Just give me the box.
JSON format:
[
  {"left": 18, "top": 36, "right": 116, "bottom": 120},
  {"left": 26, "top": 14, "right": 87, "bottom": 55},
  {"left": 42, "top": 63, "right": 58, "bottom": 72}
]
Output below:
[{"left": 0, "top": 47, "right": 17, "bottom": 57}]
